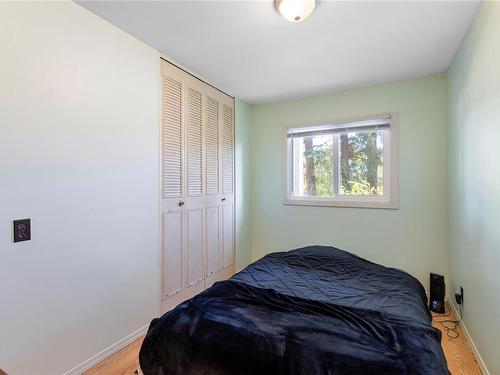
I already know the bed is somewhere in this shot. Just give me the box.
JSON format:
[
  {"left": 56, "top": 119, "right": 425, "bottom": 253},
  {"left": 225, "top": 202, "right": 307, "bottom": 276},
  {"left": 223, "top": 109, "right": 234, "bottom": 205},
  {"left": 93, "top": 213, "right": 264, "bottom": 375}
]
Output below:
[{"left": 139, "top": 245, "right": 449, "bottom": 374}]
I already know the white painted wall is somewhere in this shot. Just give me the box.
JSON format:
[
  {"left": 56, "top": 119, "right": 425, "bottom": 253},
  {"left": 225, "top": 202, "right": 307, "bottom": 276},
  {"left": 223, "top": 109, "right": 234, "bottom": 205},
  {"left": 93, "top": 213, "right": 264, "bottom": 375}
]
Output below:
[
  {"left": 448, "top": 2, "right": 500, "bottom": 373},
  {"left": 0, "top": 2, "right": 159, "bottom": 374},
  {"left": 249, "top": 75, "right": 449, "bottom": 292}
]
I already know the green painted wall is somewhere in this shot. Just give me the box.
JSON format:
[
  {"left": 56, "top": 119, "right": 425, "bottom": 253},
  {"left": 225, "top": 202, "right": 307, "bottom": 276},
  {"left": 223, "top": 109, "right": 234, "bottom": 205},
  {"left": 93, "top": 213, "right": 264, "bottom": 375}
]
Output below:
[
  {"left": 448, "top": 2, "right": 500, "bottom": 373},
  {"left": 235, "top": 98, "right": 253, "bottom": 271},
  {"left": 249, "top": 74, "right": 449, "bottom": 291}
]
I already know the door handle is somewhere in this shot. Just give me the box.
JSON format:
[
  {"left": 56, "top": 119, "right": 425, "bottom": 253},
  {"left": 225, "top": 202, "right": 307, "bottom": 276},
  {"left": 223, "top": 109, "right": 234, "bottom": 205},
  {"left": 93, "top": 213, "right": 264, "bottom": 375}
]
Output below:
[
  {"left": 221, "top": 197, "right": 226, "bottom": 202},
  {"left": 178, "top": 200, "right": 185, "bottom": 207}
]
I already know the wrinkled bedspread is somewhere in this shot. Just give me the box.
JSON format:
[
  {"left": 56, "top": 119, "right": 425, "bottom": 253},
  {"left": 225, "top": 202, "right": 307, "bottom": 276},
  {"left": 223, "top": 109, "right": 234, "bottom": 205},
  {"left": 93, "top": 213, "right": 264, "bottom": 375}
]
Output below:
[{"left": 139, "top": 245, "right": 449, "bottom": 374}]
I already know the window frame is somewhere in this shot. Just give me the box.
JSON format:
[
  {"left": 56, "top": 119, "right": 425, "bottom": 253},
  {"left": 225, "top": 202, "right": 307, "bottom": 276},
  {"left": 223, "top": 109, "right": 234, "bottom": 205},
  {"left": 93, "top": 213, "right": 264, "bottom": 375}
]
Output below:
[{"left": 283, "top": 112, "right": 399, "bottom": 209}]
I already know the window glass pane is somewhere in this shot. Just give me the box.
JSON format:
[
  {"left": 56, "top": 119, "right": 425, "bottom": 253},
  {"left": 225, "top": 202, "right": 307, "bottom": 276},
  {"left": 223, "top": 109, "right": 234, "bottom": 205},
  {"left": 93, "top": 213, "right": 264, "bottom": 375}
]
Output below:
[
  {"left": 293, "top": 135, "right": 334, "bottom": 197},
  {"left": 339, "top": 130, "right": 384, "bottom": 196}
]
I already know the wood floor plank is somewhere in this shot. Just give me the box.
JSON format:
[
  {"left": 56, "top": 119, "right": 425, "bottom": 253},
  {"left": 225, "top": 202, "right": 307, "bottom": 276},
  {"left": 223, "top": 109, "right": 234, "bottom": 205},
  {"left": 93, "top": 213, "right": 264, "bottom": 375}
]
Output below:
[{"left": 85, "top": 306, "right": 482, "bottom": 375}]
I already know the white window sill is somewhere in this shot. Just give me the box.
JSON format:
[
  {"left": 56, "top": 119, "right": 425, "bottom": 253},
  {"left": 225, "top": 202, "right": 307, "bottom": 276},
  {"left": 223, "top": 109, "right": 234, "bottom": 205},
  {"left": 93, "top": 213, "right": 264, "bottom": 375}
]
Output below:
[{"left": 284, "top": 197, "right": 399, "bottom": 209}]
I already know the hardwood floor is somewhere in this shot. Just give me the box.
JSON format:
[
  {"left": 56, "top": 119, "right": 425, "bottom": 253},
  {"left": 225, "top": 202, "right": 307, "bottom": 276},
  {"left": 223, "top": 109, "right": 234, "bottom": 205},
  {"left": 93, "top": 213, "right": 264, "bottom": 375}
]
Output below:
[
  {"left": 432, "top": 306, "right": 482, "bottom": 375},
  {"left": 83, "top": 337, "right": 143, "bottom": 375},
  {"left": 84, "top": 305, "right": 481, "bottom": 375}
]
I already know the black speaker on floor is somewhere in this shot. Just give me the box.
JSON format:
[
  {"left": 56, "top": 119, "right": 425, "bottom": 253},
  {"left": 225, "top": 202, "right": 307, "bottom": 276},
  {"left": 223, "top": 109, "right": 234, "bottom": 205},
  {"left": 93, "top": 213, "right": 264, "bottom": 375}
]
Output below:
[{"left": 429, "top": 273, "right": 445, "bottom": 313}]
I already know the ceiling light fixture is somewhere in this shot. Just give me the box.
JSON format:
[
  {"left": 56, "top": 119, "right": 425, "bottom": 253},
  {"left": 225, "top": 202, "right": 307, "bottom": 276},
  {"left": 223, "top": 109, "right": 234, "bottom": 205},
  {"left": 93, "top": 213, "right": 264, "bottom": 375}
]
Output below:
[{"left": 276, "top": 0, "right": 316, "bottom": 23}]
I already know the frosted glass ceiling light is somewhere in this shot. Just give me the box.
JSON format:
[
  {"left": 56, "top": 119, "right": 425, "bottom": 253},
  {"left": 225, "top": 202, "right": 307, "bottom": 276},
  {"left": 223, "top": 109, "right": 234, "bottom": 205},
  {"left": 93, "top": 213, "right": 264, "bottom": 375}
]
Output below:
[{"left": 276, "top": 0, "right": 316, "bottom": 22}]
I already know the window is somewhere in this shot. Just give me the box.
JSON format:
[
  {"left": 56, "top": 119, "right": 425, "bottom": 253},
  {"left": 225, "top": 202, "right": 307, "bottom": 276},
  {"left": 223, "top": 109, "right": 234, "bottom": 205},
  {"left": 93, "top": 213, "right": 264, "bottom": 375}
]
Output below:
[{"left": 285, "top": 113, "right": 398, "bottom": 208}]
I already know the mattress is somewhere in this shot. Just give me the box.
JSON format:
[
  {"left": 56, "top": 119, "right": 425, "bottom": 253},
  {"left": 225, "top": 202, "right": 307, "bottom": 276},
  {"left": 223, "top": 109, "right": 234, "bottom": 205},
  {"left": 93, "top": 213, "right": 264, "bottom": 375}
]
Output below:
[{"left": 139, "top": 245, "right": 449, "bottom": 374}]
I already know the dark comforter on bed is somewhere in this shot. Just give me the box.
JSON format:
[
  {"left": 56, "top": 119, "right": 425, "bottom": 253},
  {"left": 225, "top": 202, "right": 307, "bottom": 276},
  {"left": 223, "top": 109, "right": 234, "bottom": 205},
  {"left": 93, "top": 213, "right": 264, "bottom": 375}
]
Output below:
[{"left": 139, "top": 245, "right": 449, "bottom": 375}]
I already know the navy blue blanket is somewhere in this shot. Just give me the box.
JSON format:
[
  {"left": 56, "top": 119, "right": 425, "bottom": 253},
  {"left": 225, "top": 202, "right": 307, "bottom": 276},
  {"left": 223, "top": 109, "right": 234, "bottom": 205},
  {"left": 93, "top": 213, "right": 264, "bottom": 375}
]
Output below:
[{"left": 139, "top": 246, "right": 449, "bottom": 374}]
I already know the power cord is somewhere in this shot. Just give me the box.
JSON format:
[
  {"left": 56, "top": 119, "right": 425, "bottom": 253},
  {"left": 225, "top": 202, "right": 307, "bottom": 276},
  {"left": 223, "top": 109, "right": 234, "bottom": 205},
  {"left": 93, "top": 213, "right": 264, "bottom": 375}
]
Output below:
[
  {"left": 438, "top": 319, "right": 460, "bottom": 339},
  {"left": 432, "top": 304, "right": 461, "bottom": 340}
]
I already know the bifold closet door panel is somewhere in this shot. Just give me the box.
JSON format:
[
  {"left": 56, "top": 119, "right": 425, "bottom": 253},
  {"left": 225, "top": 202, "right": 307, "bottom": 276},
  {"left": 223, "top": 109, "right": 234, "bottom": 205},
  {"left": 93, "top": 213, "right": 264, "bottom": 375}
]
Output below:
[
  {"left": 220, "top": 98, "right": 235, "bottom": 275},
  {"left": 161, "top": 212, "right": 183, "bottom": 299},
  {"left": 184, "top": 78, "right": 206, "bottom": 299},
  {"left": 160, "top": 61, "right": 185, "bottom": 312},
  {"left": 204, "top": 90, "right": 223, "bottom": 287}
]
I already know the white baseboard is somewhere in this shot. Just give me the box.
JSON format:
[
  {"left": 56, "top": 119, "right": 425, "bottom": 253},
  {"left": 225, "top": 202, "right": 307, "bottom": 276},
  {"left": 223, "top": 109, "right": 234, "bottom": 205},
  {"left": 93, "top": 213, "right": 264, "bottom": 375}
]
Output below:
[
  {"left": 62, "top": 324, "right": 148, "bottom": 375},
  {"left": 446, "top": 297, "right": 490, "bottom": 375}
]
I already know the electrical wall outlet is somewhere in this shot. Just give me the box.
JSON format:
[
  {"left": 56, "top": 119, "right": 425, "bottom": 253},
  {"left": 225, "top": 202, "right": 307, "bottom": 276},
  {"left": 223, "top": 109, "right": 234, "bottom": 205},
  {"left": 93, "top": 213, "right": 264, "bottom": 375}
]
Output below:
[
  {"left": 13, "top": 219, "right": 31, "bottom": 242},
  {"left": 455, "top": 286, "right": 464, "bottom": 305}
]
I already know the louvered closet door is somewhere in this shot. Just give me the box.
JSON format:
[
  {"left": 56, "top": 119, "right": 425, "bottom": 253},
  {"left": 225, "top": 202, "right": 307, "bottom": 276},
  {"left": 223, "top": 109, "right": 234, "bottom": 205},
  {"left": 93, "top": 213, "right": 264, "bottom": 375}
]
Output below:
[
  {"left": 183, "top": 77, "right": 205, "bottom": 300},
  {"left": 204, "top": 90, "right": 223, "bottom": 287},
  {"left": 219, "top": 97, "right": 235, "bottom": 280},
  {"left": 160, "top": 59, "right": 235, "bottom": 313},
  {"left": 160, "top": 60, "right": 186, "bottom": 312}
]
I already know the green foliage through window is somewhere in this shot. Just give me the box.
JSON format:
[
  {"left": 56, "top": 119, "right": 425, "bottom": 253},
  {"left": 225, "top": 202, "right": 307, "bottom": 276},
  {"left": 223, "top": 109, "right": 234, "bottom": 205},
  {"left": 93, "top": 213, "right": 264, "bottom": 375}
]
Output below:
[{"left": 300, "top": 131, "right": 383, "bottom": 197}]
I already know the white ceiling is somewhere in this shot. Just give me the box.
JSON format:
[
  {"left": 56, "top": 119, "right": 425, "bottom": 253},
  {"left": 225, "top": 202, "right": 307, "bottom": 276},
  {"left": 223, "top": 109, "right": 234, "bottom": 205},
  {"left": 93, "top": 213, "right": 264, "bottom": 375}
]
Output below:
[{"left": 77, "top": 1, "right": 480, "bottom": 104}]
